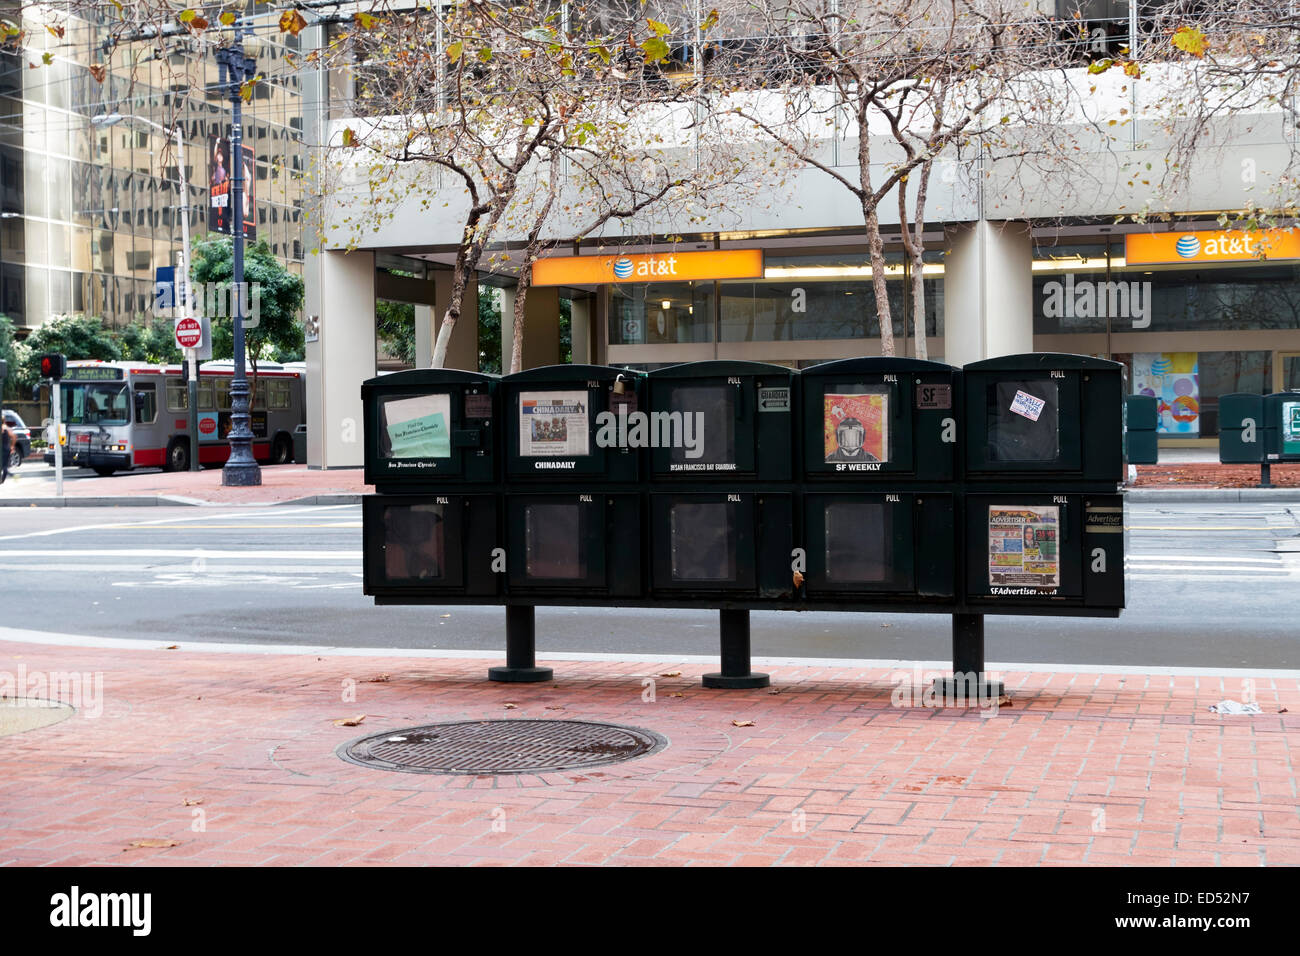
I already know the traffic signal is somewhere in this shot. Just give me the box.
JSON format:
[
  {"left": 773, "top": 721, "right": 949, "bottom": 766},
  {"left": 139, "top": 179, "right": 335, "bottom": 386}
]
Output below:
[{"left": 38, "top": 353, "right": 66, "bottom": 381}]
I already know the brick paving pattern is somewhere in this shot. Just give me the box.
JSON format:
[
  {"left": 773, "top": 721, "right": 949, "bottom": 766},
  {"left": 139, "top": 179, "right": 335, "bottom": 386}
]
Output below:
[{"left": 1, "top": 641, "right": 1297, "bottom": 866}]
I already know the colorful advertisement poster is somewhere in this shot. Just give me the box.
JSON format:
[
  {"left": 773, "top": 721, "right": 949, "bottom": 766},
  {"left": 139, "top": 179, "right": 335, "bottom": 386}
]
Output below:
[
  {"left": 383, "top": 394, "right": 451, "bottom": 459},
  {"left": 1133, "top": 352, "right": 1199, "bottom": 435},
  {"left": 824, "top": 391, "right": 888, "bottom": 463},
  {"left": 208, "top": 135, "right": 257, "bottom": 240},
  {"left": 988, "top": 506, "right": 1060, "bottom": 589},
  {"left": 519, "top": 391, "right": 589, "bottom": 457}
]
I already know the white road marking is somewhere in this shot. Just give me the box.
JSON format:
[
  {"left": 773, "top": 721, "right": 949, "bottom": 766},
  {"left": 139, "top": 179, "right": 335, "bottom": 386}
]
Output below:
[{"left": 0, "top": 504, "right": 356, "bottom": 541}]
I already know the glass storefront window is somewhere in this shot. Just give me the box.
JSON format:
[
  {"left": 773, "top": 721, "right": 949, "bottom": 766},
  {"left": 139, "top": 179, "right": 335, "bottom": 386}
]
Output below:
[
  {"left": 610, "top": 281, "right": 713, "bottom": 345},
  {"left": 1283, "top": 355, "right": 1300, "bottom": 391},
  {"left": 720, "top": 276, "right": 942, "bottom": 342},
  {"left": 1035, "top": 263, "right": 1300, "bottom": 335},
  {"left": 1115, "top": 350, "right": 1272, "bottom": 437}
]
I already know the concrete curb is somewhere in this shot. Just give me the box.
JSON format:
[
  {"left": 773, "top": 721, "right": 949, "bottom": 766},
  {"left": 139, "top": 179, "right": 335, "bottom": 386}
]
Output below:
[
  {"left": 1124, "top": 487, "right": 1300, "bottom": 503},
  {"left": 277, "top": 493, "right": 364, "bottom": 506}
]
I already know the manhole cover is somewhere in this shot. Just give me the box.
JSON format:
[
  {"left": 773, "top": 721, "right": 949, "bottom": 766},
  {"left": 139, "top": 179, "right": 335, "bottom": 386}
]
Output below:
[
  {"left": 0, "top": 698, "right": 75, "bottom": 737},
  {"left": 338, "top": 719, "right": 667, "bottom": 775}
]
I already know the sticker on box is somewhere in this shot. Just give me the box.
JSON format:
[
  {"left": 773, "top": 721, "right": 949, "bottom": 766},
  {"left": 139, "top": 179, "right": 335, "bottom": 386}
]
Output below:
[{"left": 1009, "top": 389, "right": 1047, "bottom": 422}]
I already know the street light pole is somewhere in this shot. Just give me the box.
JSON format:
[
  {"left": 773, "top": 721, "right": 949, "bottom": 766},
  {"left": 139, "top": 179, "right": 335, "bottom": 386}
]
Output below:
[{"left": 218, "top": 34, "right": 261, "bottom": 486}]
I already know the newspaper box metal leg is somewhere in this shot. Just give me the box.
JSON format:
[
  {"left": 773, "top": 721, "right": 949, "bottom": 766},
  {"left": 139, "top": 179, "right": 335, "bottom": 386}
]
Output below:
[
  {"left": 489, "top": 605, "right": 554, "bottom": 683},
  {"left": 933, "top": 613, "right": 1006, "bottom": 702},
  {"left": 703, "top": 609, "right": 770, "bottom": 689}
]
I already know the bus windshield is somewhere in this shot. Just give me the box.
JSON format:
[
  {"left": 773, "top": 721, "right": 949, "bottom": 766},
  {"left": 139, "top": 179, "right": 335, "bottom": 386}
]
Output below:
[{"left": 61, "top": 382, "right": 130, "bottom": 425}]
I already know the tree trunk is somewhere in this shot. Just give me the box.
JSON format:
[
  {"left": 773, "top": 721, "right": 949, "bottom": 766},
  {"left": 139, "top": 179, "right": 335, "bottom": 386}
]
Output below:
[
  {"left": 865, "top": 205, "right": 895, "bottom": 357},
  {"left": 510, "top": 266, "right": 532, "bottom": 375},
  {"left": 910, "top": 161, "right": 931, "bottom": 361},
  {"left": 858, "top": 108, "right": 894, "bottom": 357}
]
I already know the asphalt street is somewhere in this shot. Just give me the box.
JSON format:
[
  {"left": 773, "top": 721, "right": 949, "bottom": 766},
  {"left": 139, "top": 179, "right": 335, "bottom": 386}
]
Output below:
[{"left": 0, "top": 500, "right": 1297, "bottom": 668}]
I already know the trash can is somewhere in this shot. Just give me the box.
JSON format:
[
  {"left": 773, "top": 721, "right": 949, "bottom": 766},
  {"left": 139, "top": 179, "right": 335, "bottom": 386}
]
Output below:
[
  {"left": 1124, "top": 394, "right": 1159, "bottom": 465},
  {"left": 292, "top": 424, "right": 307, "bottom": 464}
]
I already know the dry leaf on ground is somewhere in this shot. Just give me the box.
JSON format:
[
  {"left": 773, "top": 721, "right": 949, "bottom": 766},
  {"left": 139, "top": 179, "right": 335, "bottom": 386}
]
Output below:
[
  {"left": 660, "top": 671, "right": 682, "bottom": 678},
  {"left": 732, "top": 719, "right": 755, "bottom": 727},
  {"left": 126, "top": 839, "right": 180, "bottom": 850},
  {"left": 333, "top": 714, "right": 366, "bottom": 727}
]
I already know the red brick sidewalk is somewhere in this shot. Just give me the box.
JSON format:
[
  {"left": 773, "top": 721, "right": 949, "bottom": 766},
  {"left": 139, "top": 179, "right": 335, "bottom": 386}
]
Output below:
[
  {"left": 53, "top": 464, "right": 365, "bottom": 504},
  {"left": 1, "top": 640, "right": 1297, "bottom": 866}
]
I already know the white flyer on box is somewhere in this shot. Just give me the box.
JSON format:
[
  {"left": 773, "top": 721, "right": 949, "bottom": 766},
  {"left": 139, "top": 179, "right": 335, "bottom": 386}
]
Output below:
[
  {"left": 1009, "top": 389, "right": 1047, "bottom": 422},
  {"left": 519, "top": 390, "right": 589, "bottom": 457}
]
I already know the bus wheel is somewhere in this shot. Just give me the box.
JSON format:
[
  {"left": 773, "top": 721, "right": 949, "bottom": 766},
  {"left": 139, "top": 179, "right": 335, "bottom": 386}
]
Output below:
[
  {"left": 93, "top": 467, "right": 116, "bottom": 477},
  {"left": 271, "top": 433, "right": 293, "bottom": 465},
  {"left": 166, "top": 438, "right": 191, "bottom": 472}
]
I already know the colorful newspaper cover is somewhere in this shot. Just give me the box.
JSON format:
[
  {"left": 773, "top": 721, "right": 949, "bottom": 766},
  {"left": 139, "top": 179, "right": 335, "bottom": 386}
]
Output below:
[
  {"left": 988, "top": 506, "right": 1060, "bottom": 588},
  {"left": 384, "top": 394, "right": 451, "bottom": 459},
  {"left": 519, "top": 390, "right": 590, "bottom": 457},
  {"left": 824, "top": 392, "right": 888, "bottom": 463}
]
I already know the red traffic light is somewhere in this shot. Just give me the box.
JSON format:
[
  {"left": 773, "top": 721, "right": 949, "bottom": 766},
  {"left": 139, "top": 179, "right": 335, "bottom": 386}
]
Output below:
[{"left": 38, "top": 353, "right": 66, "bottom": 381}]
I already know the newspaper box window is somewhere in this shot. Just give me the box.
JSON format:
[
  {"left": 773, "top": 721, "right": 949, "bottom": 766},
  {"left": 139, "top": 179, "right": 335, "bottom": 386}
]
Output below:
[
  {"left": 647, "top": 361, "right": 794, "bottom": 482},
  {"left": 362, "top": 369, "right": 498, "bottom": 489},
  {"left": 362, "top": 494, "right": 500, "bottom": 600},
  {"left": 963, "top": 354, "right": 1125, "bottom": 482},
  {"left": 650, "top": 492, "right": 794, "bottom": 599},
  {"left": 503, "top": 366, "right": 643, "bottom": 482},
  {"left": 799, "top": 358, "right": 959, "bottom": 481},
  {"left": 986, "top": 380, "right": 1061, "bottom": 463},
  {"left": 505, "top": 493, "right": 641, "bottom": 597},
  {"left": 800, "top": 493, "right": 957, "bottom": 603}
]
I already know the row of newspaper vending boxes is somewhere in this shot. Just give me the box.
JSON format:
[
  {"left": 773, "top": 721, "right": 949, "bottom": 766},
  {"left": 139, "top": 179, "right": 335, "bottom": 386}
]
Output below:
[
  {"left": 364, "top": 489, "right": 1125, "bottom": 617},
  {"left": 362, "top": 354, "right": 1127, "bottom": 490}
]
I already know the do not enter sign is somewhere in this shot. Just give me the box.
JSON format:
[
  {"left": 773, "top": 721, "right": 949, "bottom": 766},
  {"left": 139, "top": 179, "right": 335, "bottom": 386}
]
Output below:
[{"left": 175, "top": 317, "right": 203, "bottom": 350}]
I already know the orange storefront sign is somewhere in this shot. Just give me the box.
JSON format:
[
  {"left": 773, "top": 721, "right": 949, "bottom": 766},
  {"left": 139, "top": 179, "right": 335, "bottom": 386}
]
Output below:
[
  {"left": 1125, "top": 229, "right": 1300, "bottom": 265},
  {"left": 532, "top": 249, "right": 764, "bottom": 286}
]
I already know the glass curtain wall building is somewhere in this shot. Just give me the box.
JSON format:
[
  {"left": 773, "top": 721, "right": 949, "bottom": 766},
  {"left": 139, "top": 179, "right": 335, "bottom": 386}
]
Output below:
[{"left": 0, "top": 5, "right": 304, "bottom": 332}]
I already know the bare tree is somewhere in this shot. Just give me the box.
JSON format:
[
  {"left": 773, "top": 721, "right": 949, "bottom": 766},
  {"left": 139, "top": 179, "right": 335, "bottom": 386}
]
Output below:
[
  {"left": 703, "top": 0, "right": 1093, "bottom": 356},
  {"left": 324, "top": 0, "right": 757, "bottom": 369},
  {"left": 1126, "top": 2, "right": 1300, "bottom": 230}
]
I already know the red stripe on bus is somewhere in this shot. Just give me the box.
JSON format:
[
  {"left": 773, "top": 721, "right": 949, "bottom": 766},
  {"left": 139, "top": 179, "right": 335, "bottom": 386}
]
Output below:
[{"left": 134, "top": 449, "right": 166, "bottom": 467}]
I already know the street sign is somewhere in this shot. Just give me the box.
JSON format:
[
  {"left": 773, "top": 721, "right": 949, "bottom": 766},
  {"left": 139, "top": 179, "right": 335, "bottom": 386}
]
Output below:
[{"left": 175, "top": 316, "right": 203, "bottom": 350}]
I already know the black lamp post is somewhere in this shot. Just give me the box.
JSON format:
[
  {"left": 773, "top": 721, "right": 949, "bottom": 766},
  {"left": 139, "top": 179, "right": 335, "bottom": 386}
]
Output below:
[{"left": 218, "top": 34, "right": 262, "bottom": 487}]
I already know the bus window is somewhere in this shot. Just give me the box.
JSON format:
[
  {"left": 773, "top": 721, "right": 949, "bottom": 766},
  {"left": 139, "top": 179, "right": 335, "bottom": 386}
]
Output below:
[
  {"left": 267, "top": 379, "right": 290, "bottom": 409},
  {"left": 62, "top": 383, "right": 130, "bottom": 425},
  {"left": 198, "top": 385, "right": 214, "bottom": 410},
  {"left": 166, "top": 382, "right": 188, "bottom": 412},
  {"left": 134, "top": 383, "right": 158, "bottom": 424},
  {"left": 253, "top": 379, "right": 267, "bottom": 410},
  {"left": 215, "top": 379, "right": 231, "bottom": 410}
]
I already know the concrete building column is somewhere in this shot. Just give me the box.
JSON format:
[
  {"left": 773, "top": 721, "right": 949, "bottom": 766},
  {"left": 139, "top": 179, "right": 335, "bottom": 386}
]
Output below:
[
  {"left": 414, "top": 304, "right": 435, "bottom": 368},
  {"left": 499, "top": 284, "right": 561, "bottom": 372},
  {"left": 304, "top": 249, "right": 375, "bottom": 468},
  {"left": 570, "top": 297, "right": 592, "bottom": 366},
  {"left": 942, "top": 221, "right": 1034, "bottom": 367}
]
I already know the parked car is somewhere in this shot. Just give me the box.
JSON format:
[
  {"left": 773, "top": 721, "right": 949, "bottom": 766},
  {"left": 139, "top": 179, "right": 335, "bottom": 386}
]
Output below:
[{"left": 3, "top": 409, "right": 32, "bottom": 470}]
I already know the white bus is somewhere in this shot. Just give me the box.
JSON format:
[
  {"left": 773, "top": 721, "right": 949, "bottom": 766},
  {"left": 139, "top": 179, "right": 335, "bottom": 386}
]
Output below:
[{"left": 45, "top": 360, "right": 305, "bottom": 475}]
